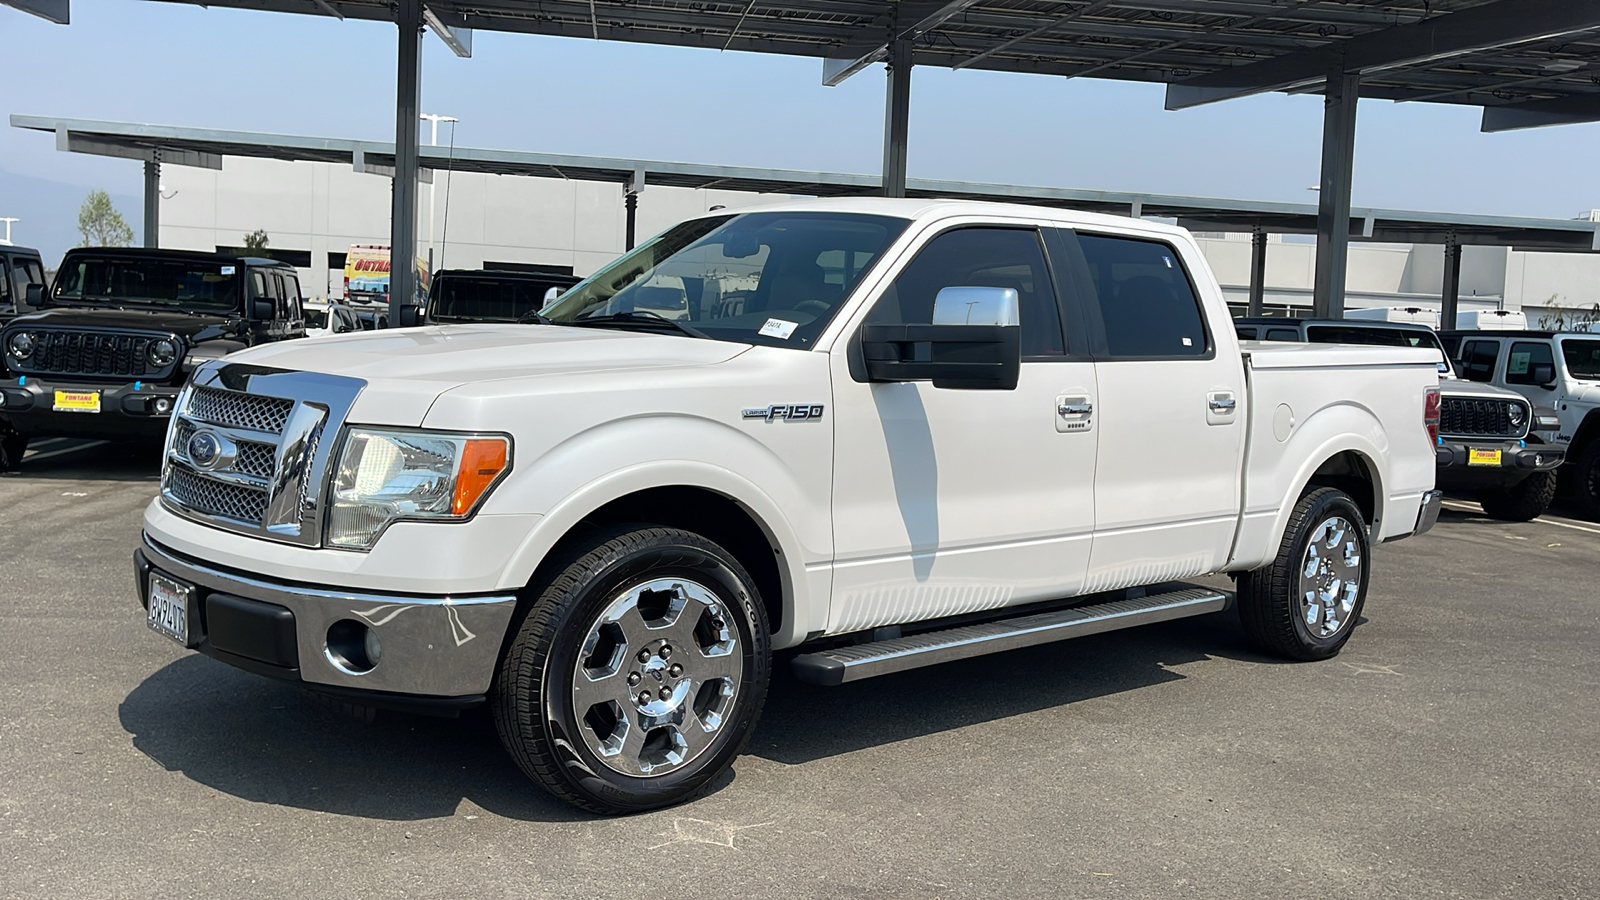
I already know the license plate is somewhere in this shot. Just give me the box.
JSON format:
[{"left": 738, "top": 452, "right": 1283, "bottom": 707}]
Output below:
[
  {"left": 147, "top": 572, "right": 191, "bottom": 646},
  {"left": 1468, "top": 448, "right": 1504, "bottom": 467},
  {"left": 53, "top": 390, "right": 101, "bottom": 413}
]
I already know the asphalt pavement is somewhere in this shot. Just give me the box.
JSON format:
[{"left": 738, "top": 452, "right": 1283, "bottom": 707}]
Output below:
[{"left": 1, "top": 438, "right": 1597, "bottom": 899}]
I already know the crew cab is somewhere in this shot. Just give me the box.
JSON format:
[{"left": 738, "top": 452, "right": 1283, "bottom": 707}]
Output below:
[
  {"left": 1236, "top": 318, "right": 1563, "bottom": 520},
  {"left": 1441, "top": 329, "right": 1600, "bottom": 518},
  {"left": 0, "top": 249, "right": 306, "bottom": 471},
  {"left": 132, "top": 200, "right": 1441, "bottom": 814}
]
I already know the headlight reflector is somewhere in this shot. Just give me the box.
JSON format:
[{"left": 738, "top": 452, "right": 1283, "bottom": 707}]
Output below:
[
  {"left": 148, "top": 338, "right": 179, "bottom": 366},
  {"left": 7, "top": 332, "right": 35, "bottom": 360},
  {"left": 1508, "top": 404, "right": 1525, "bottom": 427},
  {"left": 326, "top": 428, "right": 510, "bottom": 549}
]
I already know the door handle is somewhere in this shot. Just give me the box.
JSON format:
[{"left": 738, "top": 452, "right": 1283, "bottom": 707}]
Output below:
[
  {"left": 1059, "top": 402, "right": 1093, "bottom": 417},
  {"left": 1208, "top": 396, "right": 1236, "bottom": 412}
]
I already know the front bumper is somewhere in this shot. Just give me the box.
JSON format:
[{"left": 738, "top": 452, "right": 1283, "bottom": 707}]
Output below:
[
  {"left": 1, "top": 376, "right": 180, "bottom": 437},
  {"left": 1434, "top": 439, "right": 1564, "bottom": 490},
  {"left": 135, "top": 533, "right": 517, "bottom": 704}
]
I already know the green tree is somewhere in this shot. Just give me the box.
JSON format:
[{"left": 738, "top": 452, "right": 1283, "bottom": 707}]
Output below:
[
  {"left": 77, "top": 189, "right": 134, "bottom": 248},
  {"left": 1536, "top": 297, "right": 1600, "bottom": 331},
  {"left": 243, "top": 229, "right": 270, "bottom": 256}
]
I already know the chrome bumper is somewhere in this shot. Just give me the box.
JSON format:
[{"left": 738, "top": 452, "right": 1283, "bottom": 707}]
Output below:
[
  {"left": 1411, "top": 490, "right": 1444, "bottom": 539},
  {"left": 136, "top": 533, "right": 517, "bottom": 699}
]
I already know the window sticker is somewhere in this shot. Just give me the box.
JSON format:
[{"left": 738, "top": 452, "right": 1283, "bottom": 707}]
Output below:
[
  {"left": 220, "top": 266, "right": 236, "bottom": 275},
  {"left": 1508, "top": 351, "right": 1531, "bottom": 376},
  {"left": 1182, "top": 337, "right": 1193, "bottom": 346},
  {"left": 758, "top": 318, "right": 798, "bottom": 340}
]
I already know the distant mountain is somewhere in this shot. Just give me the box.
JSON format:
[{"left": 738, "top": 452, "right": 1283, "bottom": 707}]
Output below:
[{"left": 0, "top": 169, "right": 142, "bottom": 267}]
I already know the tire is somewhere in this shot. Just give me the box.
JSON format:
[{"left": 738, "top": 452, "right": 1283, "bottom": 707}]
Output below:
[
  {"left": 493, "top": 525, "right": 771, "bottom": 815},
  {"left": 1573, "top": 442, "right": 1600, "bottom": 521},
  {"left": 0, "top": 428, "right": 26, "bottom": 474},
  {"left": 1237, "top": 487, "right": 1371, "bottom": 661},
  {"left": 1477, "top": 471, "right": 1558, "bottom": 522}
]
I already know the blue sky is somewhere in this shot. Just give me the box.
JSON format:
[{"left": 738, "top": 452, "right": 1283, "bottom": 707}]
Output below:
[{"left": 4, "top": 0, "right": 1600, "bottom": 263}]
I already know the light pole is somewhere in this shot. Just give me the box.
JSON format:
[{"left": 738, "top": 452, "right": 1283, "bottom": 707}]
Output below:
[
  {"left": 0, "top": 217, "right": 17, "bottom": 246},
  {"left": 419, "top": 113, "right": 457, "bottom": 272}
]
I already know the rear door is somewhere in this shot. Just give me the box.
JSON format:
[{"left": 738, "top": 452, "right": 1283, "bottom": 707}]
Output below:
[{"left": 1058, "top": 228, "right": 1247, "bottom": 592}]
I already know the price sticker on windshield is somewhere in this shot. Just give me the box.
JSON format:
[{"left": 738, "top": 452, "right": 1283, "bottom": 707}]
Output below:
[
  {"left": 759, "top": 318, "right": 798, "bottom": 340},
  {"left": 220, "top": 266, "right": 236, "bottom": 275}
]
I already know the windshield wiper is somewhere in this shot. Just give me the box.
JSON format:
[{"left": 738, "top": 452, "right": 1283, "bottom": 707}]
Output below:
[
  {"left": 570, "top": 310, "right": 708, "bottom": 339},
  {"left": 516, "top": 310, "right": 554, "bottom": 325}
]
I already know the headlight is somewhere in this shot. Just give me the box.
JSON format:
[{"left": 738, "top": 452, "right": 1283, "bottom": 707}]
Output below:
[
  {"left": 7, "top": 332, "right": 35, "bottom": 360},
  {"left": 325, "top": 427, "right": 511, "bottom": 550},
  {"left": 147, "top": 338, "right": 178, "bottom": 366},
  {"left": 1508, "top": 405, "right": 1525, "bottom": 427}
]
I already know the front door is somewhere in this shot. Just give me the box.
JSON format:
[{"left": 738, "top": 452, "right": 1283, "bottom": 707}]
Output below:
[
  {"left": 1061, "top": 229, "right": 1247, "bottom": 591},
  {"left": 828, "top": 224, "right": 1099, "bottom": 634}
]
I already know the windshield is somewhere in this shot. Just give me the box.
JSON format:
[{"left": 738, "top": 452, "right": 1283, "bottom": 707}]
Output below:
[
  {"left": 1561, "top": 339, "right": 1600, "bottom": 381},
  {"left": 53, "top": 256, "right": 241, "bottom": 311},
  {"left": 542, "top": 211, "right": 909, "bottom": 348},
  {"left": 431, "top": 276, "right": 567, "bottom": 323}
]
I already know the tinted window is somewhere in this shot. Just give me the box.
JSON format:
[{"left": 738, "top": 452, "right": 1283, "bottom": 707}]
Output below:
[
  {"left": 1563, "top": 339, "right": 1600, "bottom": 380},
  {"left": 1266, "top": 328, "right": 1300, "bottom": 342},
  {"left": 18, "top": 260, "right": 45, "bottom": 297},
  {"left": 1306, "top": 325, "right": 1410, "bottom": 347},
  {"left": 1506, "top": 341, "right": 1556, "bottom": 386},
  {"left": 1460, "top": 340, "right": 1500, "bottom": 382},
  {"left": 867, "top": 227, "right": 1064, "bottom": 357},
  {"left": 1235, "top": 325, "right": 1259, "bottom": 340},
  {"left": 431, "top": 276, "right": 565, "bottom": 323},
  {"left": 55, "top": 256, "right": 241, "bottom": 311},
  {"left": 1076, "top": 234, "right": 1207, "bottom": 358}
]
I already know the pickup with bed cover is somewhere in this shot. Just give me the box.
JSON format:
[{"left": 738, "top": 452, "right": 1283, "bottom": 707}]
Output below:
[{"left": 134, "top": 199, "right": 1442, "bottom": 813}]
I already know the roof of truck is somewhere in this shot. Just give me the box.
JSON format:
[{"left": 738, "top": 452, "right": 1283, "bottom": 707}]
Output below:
[{"left": 697, "top": 196, "right": 1194, "bottom": 241}]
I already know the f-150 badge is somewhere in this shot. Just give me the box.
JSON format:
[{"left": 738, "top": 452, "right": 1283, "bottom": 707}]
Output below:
[{"left": 742, "top": 404, "right": 825, "bottom": 422}]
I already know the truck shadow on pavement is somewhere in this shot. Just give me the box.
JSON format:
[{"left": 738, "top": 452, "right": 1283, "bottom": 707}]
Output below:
[
  {"left": 119, "top": 611, "right": 1258, "bottom": 820},
  {"left": 9, "top": 437, "right": 163, "bottom": 482}
]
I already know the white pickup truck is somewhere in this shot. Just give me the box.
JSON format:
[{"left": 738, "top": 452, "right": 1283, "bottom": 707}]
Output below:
[{"left": 135, "top": 199, "right": 1442, "bottom": 814}]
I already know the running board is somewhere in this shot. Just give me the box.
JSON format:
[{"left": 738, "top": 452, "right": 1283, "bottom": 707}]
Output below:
[{"left": 790, "top": 587, "right": 1229, "bottom": 686}]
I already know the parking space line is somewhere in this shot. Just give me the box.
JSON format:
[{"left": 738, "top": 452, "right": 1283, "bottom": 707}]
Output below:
[
  {"left": 23, "top": 440, "right": 108, "bottom": 462},
  {"left": 1440, "top": 500, "right": 1600, "bottom": 536}
]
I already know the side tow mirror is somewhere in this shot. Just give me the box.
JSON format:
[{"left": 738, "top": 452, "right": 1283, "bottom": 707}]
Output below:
[
  {"left": 24, "top": 284, "right": 46, "bottom": 308},
  {"left": 860, "top": 286, "right": 1021, "bottom": 390}
]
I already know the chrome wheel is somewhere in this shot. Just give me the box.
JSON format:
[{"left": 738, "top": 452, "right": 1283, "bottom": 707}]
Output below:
[
  {"left": 1297, "top": 515, "right": 1362, "bottom": 639},
  {"left": 570, "top": 578, "right": 741, "bottom": 777}
]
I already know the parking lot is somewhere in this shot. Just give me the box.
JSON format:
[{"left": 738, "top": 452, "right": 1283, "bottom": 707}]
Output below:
[{"left": 0, "top": 439, "right": 1591, "bottom": 899}]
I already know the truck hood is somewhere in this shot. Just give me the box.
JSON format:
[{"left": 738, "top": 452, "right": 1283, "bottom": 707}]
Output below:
[
  {"left": 5, "top": 306, "right": 247, "bottom": 342},
  {"left": 224, "top": 323, "right": 752, "bottom": 425}
]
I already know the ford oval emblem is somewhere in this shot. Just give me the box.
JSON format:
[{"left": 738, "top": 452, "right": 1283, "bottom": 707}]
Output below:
[{"left": 188, "top": 431, "right": 221, "bottom": 469}]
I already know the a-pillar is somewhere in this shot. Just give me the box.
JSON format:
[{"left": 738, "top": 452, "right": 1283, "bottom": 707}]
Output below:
[
  {"left": 142, "top": 153, "right": 160, "bottom": 249},
  {"left": 1248, "top": 227, "right": 1267, "bottom": 316},
  {"left": 882, "top": 38, "right": 912, "bottom": 198},
  {"left": 388, "top": 0, "right": 423, "bottom": 327},
  {"left": 1313, "top": 66, "right": 1360, "bottom": 319},
  {"left": 1441, "top": 233, "right": 1463, "bottom": 330}
]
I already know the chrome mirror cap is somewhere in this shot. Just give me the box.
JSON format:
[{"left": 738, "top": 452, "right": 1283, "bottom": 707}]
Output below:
[{"left": 931, "top": 286, "right": 1019, "bottom": 327}]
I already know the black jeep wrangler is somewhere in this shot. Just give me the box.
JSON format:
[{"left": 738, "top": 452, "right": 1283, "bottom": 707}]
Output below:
[{"left": 0, "top": 248, "right": 306, "bottom": 470}]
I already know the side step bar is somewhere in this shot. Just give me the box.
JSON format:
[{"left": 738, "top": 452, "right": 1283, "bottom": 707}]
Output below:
[{"left": 790, "top": 587, "right": 1228, "bottom": 686}]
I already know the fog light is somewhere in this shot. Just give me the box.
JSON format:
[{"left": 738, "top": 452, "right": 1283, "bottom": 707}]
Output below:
[
  {"left": 325, "top": 619, "right": 379, "bottom": 674},
  {"left": 364, "top": 628, "right": 383, "bottom": 666},
  {"left": 153, "top": 397, "right": 173, "bottom": 415}
]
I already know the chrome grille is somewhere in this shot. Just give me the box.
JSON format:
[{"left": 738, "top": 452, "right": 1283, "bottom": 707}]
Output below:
[
  {"left": 234, "top": 441, "right": 277, "bottom": 479},
  {"left": 1439, "top": 397, "right": 1528, "bottom": 439},
  {"left": 186, "top": 386, "right": 294, "bottom": 434},
  {"left": 21, "top": 329, "right": 160, "bottom": 378},
  {"left": 166, "top": 465, "right": 268, "bottom": 524}
]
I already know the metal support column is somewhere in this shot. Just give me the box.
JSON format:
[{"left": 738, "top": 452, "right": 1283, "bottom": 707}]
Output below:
[
  {"left": 1312, "top": 68, "right": 1360, "bottom": 319},
  {"left": 388, "top": 0, "right": 423, "bottom": 327},
  {"left": 624, "top": 168, "right": 644, "bottom": 250},
  {"left": 142, "top": 154, "right": 160, "bottom": 249},
  {"left": 1248, "top": 227, "right": 1267, "bottom": 316},
  {"left": 1441, "top": 233, "right": 1463, "bottom": 330},
  {"left": 881, "top": 38, "right": 912, "bottom": 199}
]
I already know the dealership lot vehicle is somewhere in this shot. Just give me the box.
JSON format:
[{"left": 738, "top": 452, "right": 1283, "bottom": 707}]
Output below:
[
  {"left": 0, "top": 249, "right": 307, "bottom": 471},
  {"left": 134, "top": 199, "right": 1440, "bottom": 814},
  {"left": 1236, "top": 318, "right": 1563, "bottom": 521},
  {"left": 0, "top": 244, "right": 47, "bottom": 321},
  {"left": 1442, "top": 329, "right": 1600, "bottom": 518},
  {"left": 302, "top": 298, "right": 361, "bottom": 338},
  {"left": 412, "top": 267, "right": 584, "bottom": 325}
]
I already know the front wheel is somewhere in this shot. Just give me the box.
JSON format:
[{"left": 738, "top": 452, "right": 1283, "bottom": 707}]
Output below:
[
  {"left": 1478, "top": 471, "right": 1557, "bottom": 522},
  {"left": 1237, "top": 487, "right": 1370, "bottom": 661},
  {"left": 493, "top": 526, "right": 771, "bottom": 815}
]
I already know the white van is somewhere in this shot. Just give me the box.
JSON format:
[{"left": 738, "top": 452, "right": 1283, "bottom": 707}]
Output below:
[
  {"left": 1456, "top": 309, "right": 1528, "bottom": 331},
  {"left": 1345, "top": 306, "right": 1440, "bottom": 328}
]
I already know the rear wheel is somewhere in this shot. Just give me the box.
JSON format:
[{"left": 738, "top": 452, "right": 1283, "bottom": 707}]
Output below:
[
  {"left": 1478, "top": 471, "right": 1557, "bottom": 522},
  {"left": 1574, "top": 442, "right": 1600, "bottom": 521},
  {"left": 1237, "top": 487, "right": 1370, "bottom": 661},
  {"left": 493, "top": 526, "right": 770, "bottom": 815}
]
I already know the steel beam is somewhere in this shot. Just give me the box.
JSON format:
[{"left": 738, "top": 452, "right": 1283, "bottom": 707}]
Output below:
[
  {"left": 389, "top": 0, "right": 423, "bottom": 327},
  {"left": 143, "top": 156, "right": 160, "bottom": 249},
  {"left": 1312, "top": 69, "right": 1360, "bottom": 320},
  {"left": 822, "top": 0, "right": 977, "bottom": 86},
  {"left": 1441, "top": 235, "right": 1462, "bottom": 330},
  {"left": 1, "top": 0, "right": 68, "bottom": 23},
  {"left": 1481, "top": 93, "right": 1600, "bottom": 132},
  {"left": 1248, "top": 227, "right": 1266, "bottom": 317},
  {"left": 423, "top": 5, "right": 472, "bottom": 57},
  {"left": 1165, "top": 0, "right": 1600, "bottom": 110},
  {"left": 882, "top": 38, "right": 912, "bottom": 199}
]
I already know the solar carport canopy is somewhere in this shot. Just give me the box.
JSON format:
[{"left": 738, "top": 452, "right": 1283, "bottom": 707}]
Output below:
[{"left": 143, "top": 0, "right": 1600, "bottom": 130}]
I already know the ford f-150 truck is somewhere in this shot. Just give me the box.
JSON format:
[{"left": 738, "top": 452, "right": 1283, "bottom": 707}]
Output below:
[{"left": 134, "top": 199, "right": 1442, "bottom": 814}]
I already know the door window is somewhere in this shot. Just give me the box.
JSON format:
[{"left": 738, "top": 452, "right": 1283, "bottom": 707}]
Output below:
[
  {"left": 1459, "top": 340, "right": 1500, "bottom": 382},
  {"left": 1506, "top": 341, "right": 1556, "bottom": 386},
  {"left": 1075, "top": 233, "right": 1208, "bottom": 358},
  {"left": 866, "top": 227, "right": 1065, "bottom": 357},
  {"left": 1563, "top": 339, "right": 1600, "bottom": 380}
]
